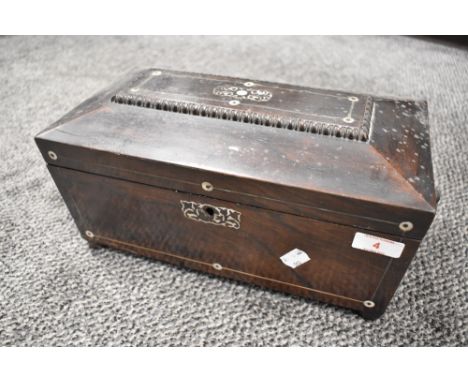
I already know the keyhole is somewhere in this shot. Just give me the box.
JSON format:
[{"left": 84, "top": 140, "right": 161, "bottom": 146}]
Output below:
[{"left": 204, "top": 206, "right": 215, "bottom": 217}]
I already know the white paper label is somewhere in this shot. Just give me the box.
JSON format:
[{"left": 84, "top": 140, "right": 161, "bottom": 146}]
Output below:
[
  {"left": 280, "top": 248, "right": 310, "bottom": 269},
  {"left": 352, "top": 232, "right": 405, "bottom": 258}
]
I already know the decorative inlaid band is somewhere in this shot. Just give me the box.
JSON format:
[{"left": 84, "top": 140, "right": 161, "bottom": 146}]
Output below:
[
  {"left": 180, "top": 200, "right": 241, "bottom": 229},
  {"left": 111, "top": 93, "right": 373, "bottom": 141},
  {"left": 92, "top": 234, "right": 365, "bottom": 305}
]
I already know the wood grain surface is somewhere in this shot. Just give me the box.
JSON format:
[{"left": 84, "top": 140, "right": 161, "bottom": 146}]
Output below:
[{"left": 35, "top": 69, "right": 438, "bottom": 319}]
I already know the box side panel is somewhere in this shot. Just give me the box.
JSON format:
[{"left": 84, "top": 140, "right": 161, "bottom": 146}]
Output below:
[
  {"left": 371, "top": 99, "right": 437, "bottom": 207},
  {"left": 35, "top": 69, "right": 147, "bottom": 135},
  {"left": 48, "top": 165, "right": 422, "bottom": 318}
]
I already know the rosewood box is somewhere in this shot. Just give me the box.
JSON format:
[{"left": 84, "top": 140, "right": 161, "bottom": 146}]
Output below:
[{"left": 35, "top": 69, "right": 438, "bottom": 319}]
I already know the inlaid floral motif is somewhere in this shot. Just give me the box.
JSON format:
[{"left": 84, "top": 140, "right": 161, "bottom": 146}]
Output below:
[{"left": 213, "top": 85, "right": 272, "bottom": 102}]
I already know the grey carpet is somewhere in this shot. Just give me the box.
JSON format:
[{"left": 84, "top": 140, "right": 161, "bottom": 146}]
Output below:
[{"left": 0, "top": 36, "right": 467, "bottom": 346}]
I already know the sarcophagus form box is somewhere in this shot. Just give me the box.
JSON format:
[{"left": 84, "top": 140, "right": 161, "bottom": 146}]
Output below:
[{"left": 35, "top": 69, "right": 438, "bottom": 319}]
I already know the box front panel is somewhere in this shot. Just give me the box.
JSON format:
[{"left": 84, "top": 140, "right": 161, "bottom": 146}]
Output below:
[{"left": 48, "top": 165, "right": 420, "bottom": 317}]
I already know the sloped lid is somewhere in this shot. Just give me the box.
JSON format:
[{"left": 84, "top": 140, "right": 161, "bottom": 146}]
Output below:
[{"left": 35, "top": 69, "right": 437, "bottom": 239}]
